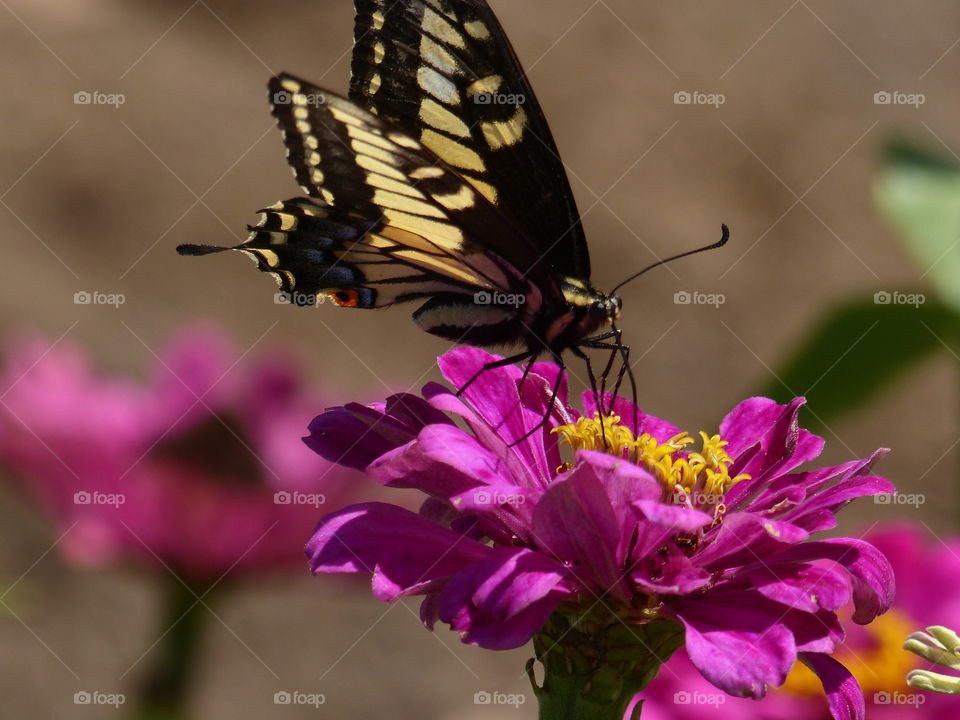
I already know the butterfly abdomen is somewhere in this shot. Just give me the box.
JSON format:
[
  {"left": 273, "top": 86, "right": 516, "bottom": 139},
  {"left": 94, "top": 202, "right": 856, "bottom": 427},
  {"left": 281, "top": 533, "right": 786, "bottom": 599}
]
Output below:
[
  {"left": 412, "top": 281, "right": 620, "bottom": 355},
  {"left": 413, "top": 294, "right": 529, "bottom": 348}
]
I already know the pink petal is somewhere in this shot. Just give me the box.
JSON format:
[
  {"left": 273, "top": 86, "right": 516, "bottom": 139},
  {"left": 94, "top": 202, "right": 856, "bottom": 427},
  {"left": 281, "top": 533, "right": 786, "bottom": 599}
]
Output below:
[
  {"left": 306, "top": 502, "right": 489, "bottom": 601},
  {"left": 673, "top": 593, "right": 797, "bottom": 698},
  {"left": 799, "top": 653, "right": 865, "bottom": 720},
  {"left": 438, "top": 546, "right": 570, "bottom": 650},
  {"left": 368, "top": 424, "right": 514, "bottom": 497}
]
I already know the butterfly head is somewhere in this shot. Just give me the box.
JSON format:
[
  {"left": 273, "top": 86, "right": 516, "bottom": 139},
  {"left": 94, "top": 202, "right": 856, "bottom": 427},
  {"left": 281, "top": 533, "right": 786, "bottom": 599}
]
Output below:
[
  {"left": 553, "top": 281, "right": 622, "bottom": 350},
  {"left": 590, "top": 294, "right": 622, "bottom": 325}
]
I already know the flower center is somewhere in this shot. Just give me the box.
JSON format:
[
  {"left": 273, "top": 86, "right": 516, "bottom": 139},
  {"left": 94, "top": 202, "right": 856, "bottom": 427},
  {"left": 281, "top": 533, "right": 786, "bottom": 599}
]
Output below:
[
  {"left": 554, "top": 414, "right": 749, "bottom": 513},
  {"left": 155, "top": 414, "right": 263, "bottom": 487}
]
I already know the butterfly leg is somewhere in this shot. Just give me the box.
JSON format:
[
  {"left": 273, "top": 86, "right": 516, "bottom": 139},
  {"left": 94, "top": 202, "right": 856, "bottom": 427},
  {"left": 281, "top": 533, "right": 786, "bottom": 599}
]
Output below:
[
  {"left": 599, "top": 346, "right": 620, "bottom": 414},
  {"left": 580, "top": 327, "right": 638, "bottom": 434},
  {"left": 456, "top": 350, "right": 536, "bottom": 398},
  {"left": 580, "top": 336, "right": 619, "bottom": 397},
  {"left": 613, "top": 333, "right": 639, "bottom": 435},
  {"left": 509, "top": 352, "right": 566, "bottom": 447},
  {"left": 569, "top": 346, "right": 600, "bottom": 410},
  {"left": 570, "top": 346, "right": 610, "bottom": 447},
  {"left": 579, "top": 329, "right": 619, "bottom": 413},
  {"left": 516, "top": 353, "right": 540, "bottom": 397}
]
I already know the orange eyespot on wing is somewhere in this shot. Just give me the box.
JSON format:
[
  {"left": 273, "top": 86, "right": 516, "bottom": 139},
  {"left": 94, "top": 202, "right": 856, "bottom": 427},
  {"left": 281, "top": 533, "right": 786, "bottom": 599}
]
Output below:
[{"left": 329, "top": 289, "right": 362, "bottom": 307}]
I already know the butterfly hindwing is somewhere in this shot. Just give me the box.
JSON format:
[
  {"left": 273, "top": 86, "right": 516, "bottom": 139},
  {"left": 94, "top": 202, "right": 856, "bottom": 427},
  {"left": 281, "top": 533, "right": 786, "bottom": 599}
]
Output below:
[
  {"left": 233, "top": 198, "right": 458, "bottom": 305},
  {"left": 238, "top": 197, "right": 541, "bottom": 345},
  {"left": 350, "top": 0, "right": 591, "bottom": 281}
]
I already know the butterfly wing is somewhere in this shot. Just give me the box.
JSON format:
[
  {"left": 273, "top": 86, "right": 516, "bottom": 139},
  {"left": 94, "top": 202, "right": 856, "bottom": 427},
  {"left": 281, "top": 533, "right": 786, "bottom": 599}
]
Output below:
[
  {"left": 349, "top": 0, "right": 591, "bottom": 281},
  {"left": 181, "top": 74, "right": 562, "bottom": 345}
]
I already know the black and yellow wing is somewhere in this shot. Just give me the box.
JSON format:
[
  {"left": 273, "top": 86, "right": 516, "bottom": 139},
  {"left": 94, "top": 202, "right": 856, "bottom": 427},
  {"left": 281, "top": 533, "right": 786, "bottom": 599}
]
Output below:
[
  {"left": 349, "top": 0, "right": 591, "bottom": 281},
  {"left": 179, "top": 74, "right": 561, "bottom": 344}
]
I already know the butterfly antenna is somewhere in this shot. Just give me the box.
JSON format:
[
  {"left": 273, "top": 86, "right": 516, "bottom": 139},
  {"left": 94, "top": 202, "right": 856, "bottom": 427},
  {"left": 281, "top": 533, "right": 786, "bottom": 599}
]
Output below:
[
  {"left": 176, "top": 244, "right": 231, "bottom": 256},
  {"left": 610, "top": 224, "right": 729, "bottom": 295}
]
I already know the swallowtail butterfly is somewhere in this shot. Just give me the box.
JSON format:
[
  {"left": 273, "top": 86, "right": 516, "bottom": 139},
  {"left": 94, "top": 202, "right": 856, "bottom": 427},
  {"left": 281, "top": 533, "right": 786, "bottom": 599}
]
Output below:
[{"left": 178, "top": 0, "right": 727, "bottom": 430}]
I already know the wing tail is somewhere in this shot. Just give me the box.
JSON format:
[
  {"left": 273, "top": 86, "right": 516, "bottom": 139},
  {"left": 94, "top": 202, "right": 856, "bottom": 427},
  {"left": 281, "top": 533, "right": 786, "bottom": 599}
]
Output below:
[{"left": 176, "top": 244, "right": 231, "bottom": 256}]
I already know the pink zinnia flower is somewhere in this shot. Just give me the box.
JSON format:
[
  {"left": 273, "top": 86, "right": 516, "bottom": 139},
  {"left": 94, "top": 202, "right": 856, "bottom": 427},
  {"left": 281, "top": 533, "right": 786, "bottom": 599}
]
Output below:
[
  {"left": 639, "top": 523, "right": 960, "bottom": 718},
  {"left": 305, "top": 348, "right": 895, "bottom": 720},
  {"left": 0, "top": 326, "right": 359, "bottom": 580}
]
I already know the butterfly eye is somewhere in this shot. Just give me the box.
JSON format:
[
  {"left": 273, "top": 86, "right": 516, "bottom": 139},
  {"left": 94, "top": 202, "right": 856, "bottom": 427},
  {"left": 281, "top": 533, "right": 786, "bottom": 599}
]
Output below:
[{"left": 330, "top": 290, "right": 361, "bottom": 307}]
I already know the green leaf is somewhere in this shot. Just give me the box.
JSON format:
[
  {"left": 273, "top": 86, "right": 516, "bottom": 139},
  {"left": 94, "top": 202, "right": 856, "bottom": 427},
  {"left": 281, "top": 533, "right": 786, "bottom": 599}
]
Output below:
[
  {"left": 761, "top": 298, "right": 960, "bottom": 428},
  {"left": 875, "top": 139, "right": 960, "bottom": 312}
]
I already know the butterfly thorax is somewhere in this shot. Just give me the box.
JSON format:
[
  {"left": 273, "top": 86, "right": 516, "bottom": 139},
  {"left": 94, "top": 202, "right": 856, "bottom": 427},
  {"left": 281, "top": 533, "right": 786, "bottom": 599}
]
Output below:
[{"left": 542, "top": 280, "right": 622, "bottom": 352}]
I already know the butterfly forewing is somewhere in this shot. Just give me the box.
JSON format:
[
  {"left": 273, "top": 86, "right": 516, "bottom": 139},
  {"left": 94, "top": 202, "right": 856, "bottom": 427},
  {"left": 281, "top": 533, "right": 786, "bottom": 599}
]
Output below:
[{"left": 350, "top": 0, "right": 591, "bottom": 280}]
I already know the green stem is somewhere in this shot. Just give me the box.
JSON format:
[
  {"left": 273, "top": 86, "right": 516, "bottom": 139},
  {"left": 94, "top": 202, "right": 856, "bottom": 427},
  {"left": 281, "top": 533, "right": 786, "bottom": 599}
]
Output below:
[
  {"left": 529, "top": 609, "right": 684, "bottom": 720},
  {"left": 131, "top": 580, "right": 210, "bottom": 720}
]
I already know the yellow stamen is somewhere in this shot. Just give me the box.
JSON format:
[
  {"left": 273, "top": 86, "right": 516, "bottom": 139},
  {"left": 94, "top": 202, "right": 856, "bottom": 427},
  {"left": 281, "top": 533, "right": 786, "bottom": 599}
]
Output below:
[{"left": 553, "top": 414, "right": 749, "bottom": 512}]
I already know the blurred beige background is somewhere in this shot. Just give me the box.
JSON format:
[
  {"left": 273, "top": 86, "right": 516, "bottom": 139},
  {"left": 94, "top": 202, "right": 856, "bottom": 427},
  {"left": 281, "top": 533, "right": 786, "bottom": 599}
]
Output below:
[{"left": 2, "top": 0, "right": 960, "bottom": 717}]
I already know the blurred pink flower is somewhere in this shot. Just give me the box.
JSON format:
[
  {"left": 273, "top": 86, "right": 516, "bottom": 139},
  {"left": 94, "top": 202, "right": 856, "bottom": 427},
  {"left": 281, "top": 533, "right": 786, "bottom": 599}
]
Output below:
[
  {"left": 0, "top": 326, "right": 363, "bottom": 581},
  {"left": 638, "top": 522, "right": 960, "bottom": 719}
]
